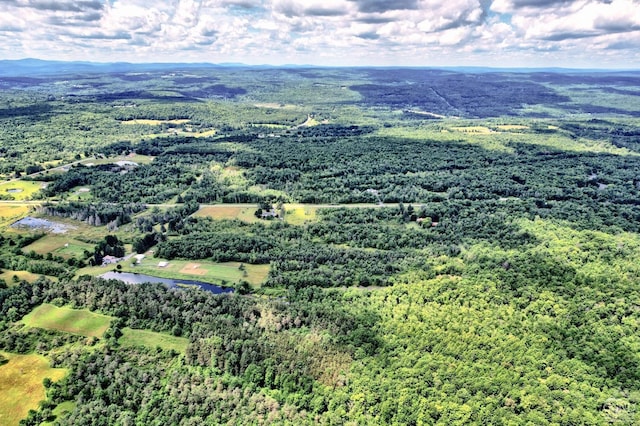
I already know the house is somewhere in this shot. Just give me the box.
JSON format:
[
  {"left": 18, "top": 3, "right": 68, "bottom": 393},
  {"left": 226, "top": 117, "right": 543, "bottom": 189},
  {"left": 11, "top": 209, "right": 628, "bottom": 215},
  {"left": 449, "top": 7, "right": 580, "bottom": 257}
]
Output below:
[
  {"left": 260, "top": 210, "right": 279, "bottom": 219},
  {"left": 102, "top": 255, "right": 119, "bottom": 266}
]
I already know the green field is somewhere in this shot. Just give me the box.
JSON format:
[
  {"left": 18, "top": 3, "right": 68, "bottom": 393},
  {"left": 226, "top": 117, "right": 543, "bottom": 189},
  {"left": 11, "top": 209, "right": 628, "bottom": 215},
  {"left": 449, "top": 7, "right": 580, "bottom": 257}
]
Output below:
[
  {"left": 0, "top": 270, "right": 54, "bottom": 286},
  {"left": 194, "top": 205, "right": 262, "bottom": 223},
  {"left": 0, "top": 351, "right": 66, "bottom": 426},
  {"left": 128, "top": 258, "right": 269, "bottom": 287},
  {"left": 22, "top": 304, "right": 113, "bottom": 338},
  {"left": 119, "top": 328, "right": 189, "bottom": 353},
  {"left": 22, "top": 235, "right": 93, "bottom": 259},
  {"left": 0, "top": 204, "right": 30, "bottom": 227},
  {"left": 194, "top": 203, "right": 320, "bottom": 226},
  {"left": 0, "top": 180, "right": 44, "bottom": 200},
  {"left": 41, "top": 401, "right": 76, "bottom": 426}
]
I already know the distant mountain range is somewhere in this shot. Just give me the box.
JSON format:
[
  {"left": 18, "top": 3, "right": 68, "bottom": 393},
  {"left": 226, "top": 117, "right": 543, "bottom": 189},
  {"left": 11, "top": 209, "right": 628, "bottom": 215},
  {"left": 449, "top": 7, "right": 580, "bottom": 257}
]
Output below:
[{"left": 0, "top": 58, "right": 636, "bottom": 77}]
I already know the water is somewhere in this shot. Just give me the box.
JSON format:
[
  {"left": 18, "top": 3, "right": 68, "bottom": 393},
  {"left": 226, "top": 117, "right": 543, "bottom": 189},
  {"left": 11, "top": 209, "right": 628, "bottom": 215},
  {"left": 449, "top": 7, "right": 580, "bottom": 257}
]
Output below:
[
  {"left": 11, "top": 216, "right": 76, "bottom": 234},
  {"left": 99, "top": 271, "right": 234, "bottom": 295}
]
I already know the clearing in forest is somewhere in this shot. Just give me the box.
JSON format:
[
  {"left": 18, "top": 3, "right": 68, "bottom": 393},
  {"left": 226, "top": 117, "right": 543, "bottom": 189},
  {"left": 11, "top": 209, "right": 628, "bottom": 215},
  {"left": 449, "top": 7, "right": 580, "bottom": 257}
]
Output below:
[
  {"left": 0, "top": 270, "right": 52, "bottom": 286},
  {"left": 22, "top": 235, "right": 93, "bottom": 259},
  {"left": 0, "top": 181, "right": 44, "bottom": 200},
  {"left": 123, "top": 258, "right": 269, "bottom": 287},
  {"left": 119, "top": 328, "right": 189, "bottom": 353},
  {"left": 194, "top": 205, "right": 261, "bottom": 222},
  {"left": 0, "top": 351, "right": 66, "bottom": 426},
  {"left": 22, "top": 304, "right": 113, "bottom": 338}
]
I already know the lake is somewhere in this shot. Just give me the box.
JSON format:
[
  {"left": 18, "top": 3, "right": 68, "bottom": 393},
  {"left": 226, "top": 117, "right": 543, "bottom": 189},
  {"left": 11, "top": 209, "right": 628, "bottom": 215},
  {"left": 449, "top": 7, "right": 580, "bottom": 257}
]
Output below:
[{"left": 99, "top": 271, "right": 234, "bottom": 295}]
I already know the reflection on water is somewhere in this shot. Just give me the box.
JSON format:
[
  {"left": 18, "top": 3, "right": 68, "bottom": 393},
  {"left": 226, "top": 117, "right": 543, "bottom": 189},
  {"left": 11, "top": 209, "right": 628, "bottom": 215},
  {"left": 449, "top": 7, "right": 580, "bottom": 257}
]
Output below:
[{"left": 100, "top": 271, "right": 234, "bottom": 294}]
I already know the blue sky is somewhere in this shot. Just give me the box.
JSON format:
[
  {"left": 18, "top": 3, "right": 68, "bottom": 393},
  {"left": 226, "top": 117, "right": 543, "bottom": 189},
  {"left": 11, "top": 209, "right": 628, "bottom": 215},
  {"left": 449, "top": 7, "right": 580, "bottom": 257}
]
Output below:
[{"left": 0, "top": 0, "right": 638, "bottom": 68}]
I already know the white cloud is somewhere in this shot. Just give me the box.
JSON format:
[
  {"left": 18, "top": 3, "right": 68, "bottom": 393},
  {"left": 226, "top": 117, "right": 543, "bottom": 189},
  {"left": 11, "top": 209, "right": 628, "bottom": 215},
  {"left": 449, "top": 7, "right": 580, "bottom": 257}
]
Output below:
[{"left": 0, "top": 0, "right": 637, "bottom": 66}]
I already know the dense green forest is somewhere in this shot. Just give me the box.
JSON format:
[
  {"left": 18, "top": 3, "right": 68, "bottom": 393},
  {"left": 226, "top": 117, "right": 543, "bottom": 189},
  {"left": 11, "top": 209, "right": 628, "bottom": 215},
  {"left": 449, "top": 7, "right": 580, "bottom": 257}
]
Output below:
[{"left": 1, "top": 64, "right": 640, "bottom": 424}]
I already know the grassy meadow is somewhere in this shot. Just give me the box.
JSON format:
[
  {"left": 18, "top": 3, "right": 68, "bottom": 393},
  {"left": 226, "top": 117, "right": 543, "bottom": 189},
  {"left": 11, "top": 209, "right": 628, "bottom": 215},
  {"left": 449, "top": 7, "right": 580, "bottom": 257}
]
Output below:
[
  {"left": 0, "top": 351, "right": 66, "bottom": 426},
  {"left": 0, "top": 180, "right": 44, "bottom": 200},
  {"left": 22, "top": 304, "right": 113, "bottom": 338},
  {"left": 0, "top": 270, "right": 53, "bottom": 286},
  {"left": 22, "top": 235, "right": 93, "bottom": 259},
  {"left": 119, "top": 328, "right": 189, "bottom": 353}
]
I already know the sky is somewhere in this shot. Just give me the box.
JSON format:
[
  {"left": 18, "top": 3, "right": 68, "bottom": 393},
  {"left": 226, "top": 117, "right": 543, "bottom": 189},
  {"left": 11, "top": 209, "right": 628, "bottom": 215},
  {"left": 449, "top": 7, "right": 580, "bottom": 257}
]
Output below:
[{"left": 0, "top": 0, "right": 639, "bottom": 68}]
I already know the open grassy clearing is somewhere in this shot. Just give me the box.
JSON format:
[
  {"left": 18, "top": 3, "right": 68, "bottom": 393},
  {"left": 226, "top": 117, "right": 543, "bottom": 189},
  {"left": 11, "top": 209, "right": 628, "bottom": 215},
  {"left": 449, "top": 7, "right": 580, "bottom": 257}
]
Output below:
[
  {"left": 0, "top": 270, "right": 55, "bottom": 286},
  {"left": 282, "top": 204, "right": 320, "bottom": 225},
  {"left": 0, "top": 204, "right": 31, "bottom": 227},
  {"left": 0, "top": 180, "right": 44, "bottom": 200},
  {"left": 119, "top": 328, "right": 189, "bottom": 353},
  {"left": 41, "top": 401, "right": 76, "bottom": 426},
  {"left": 22, "top": 304, "right": 113, "bottom": 338},
  {"left": 0, "top": 351, "right": 66, "bottom": 426},
  {"left": 128, "top": 258, "right": 269, "bottom": 287},
  {"left": 66, "top": 186, "right": 93, "bottom": 201},
  {"left": 194, "top": 205, "right": 262, "bottom": 223},
  {"left": 22, "top": 234, "right": 93, "bottom": 259}
]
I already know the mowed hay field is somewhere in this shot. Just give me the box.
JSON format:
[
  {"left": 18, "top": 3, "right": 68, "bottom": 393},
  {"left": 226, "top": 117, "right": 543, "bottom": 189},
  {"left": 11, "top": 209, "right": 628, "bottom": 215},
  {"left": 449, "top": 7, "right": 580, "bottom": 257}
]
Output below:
[
  {"left": 0, "top": 351, "right": 66, "bottom": 426},
  {"left": 22, "top": 304, "right": 113, "bottom": 338},
  {"left": 119, "top": 328, "right": 189, "bottom": 353},
  {"left": 22, "top": 235, "right": 93, "bottom": 259}
]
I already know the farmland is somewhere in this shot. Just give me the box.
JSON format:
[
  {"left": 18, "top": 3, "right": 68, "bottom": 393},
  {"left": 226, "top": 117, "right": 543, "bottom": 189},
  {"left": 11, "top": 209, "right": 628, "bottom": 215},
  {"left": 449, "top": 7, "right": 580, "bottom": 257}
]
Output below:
[{"left": 1, "top": 63, "right": 640, "bottom": 424}]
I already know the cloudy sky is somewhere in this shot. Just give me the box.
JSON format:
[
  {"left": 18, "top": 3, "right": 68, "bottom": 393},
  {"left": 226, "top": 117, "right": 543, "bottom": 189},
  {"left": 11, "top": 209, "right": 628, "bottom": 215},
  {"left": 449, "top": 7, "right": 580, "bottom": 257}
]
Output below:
[{"left": 0, "top": 0, "right": 638, "bottom": 67}]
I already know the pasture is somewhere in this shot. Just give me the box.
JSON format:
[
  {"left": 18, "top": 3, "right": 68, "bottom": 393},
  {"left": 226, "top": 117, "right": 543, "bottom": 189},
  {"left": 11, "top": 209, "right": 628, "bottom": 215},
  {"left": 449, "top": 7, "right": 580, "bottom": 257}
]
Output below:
[
  {"left": 119, "top": 328, "right": 189, "bottom": 353},
  {"left": 22, "top": 304, "right": 113, "bottom": 338},
  {"left": 22, "top": 234, "right": 93, "bottom": 259},
  {"left": 0, "top": 351, "right": 66, "bottom": 426}
]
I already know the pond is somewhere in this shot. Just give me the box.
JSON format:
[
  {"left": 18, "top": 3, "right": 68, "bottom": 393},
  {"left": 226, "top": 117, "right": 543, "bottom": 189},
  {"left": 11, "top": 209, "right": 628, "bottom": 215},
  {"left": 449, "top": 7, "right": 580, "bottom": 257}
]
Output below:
[
  {"left": 99, "top": 271, "right": 234, "bottom": 295},
  {"left": 11, "top": 216, "right": 76, "bottom": 234}
]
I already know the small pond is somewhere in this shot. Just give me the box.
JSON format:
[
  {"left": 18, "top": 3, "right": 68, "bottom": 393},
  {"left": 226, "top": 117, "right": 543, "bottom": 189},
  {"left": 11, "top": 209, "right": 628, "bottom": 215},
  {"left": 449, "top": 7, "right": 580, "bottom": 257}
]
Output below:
[
  {"left": 11, "top": 216, "right": 76, "bottom": 234},
  {"left": 99, "top": 271, "right": 234, "bottom": 295}
]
